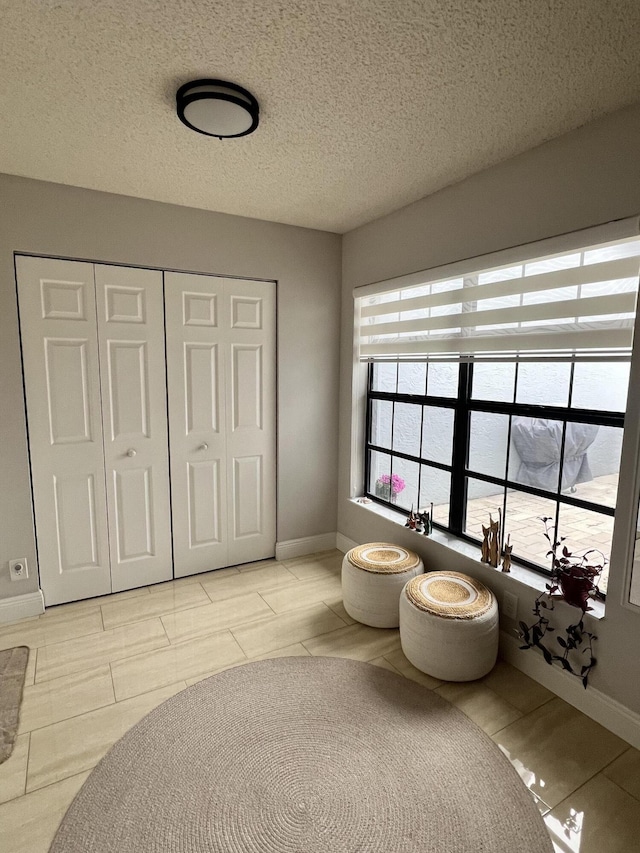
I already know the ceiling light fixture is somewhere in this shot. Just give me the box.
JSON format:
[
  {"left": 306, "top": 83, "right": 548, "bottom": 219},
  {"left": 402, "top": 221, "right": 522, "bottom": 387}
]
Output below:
[{"left": 176, "top": 79, "right": 259, "bottom": 140}]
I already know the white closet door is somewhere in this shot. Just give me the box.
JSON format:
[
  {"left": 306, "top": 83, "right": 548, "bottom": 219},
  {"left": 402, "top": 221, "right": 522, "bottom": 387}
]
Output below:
[
  {"left": 94, "top": 265, "right": 173, "bottom": 590},
  {"left": 165, "top": 273, "right": 276, "bottom": 576},
  {"left": 225, "top": 278, "right": 276, "bottom": 566},
  {"left": 165, "top": 273, "right": 229, "bottom": 575},
  {"left": 16, "top": 257, "right": 112, "bottom": 605}
]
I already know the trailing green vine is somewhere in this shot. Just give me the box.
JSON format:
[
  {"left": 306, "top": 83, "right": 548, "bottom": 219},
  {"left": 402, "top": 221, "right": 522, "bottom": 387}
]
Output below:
[{"left": 518, "top": 517, "right": 604, "bottom": 688}]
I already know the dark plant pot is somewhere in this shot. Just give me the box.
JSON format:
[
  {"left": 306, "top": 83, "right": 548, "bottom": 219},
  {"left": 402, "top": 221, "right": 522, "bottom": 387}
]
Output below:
[{"left": 559, "top": 567, "right": 594, "bottom": 610}]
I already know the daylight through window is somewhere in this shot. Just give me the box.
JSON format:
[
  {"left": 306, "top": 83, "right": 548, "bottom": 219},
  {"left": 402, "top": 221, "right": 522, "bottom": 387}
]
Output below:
[{"left": 355, "top": 229, "right": 640, "bottom": 592}]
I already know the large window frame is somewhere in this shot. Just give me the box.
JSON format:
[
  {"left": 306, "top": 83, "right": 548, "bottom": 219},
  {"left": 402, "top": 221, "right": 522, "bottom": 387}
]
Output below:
[{"left": 364, "top": 358, "right": 625, "bottom": 584}]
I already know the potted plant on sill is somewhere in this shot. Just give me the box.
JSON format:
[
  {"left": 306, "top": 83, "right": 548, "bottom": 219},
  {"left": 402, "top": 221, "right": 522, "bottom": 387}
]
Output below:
[
  {"left": 518, "top": 517, "right": 604, "bottom": 688},
  {"left": 375, "top": 473, "right": 406, "bottom": 504}
]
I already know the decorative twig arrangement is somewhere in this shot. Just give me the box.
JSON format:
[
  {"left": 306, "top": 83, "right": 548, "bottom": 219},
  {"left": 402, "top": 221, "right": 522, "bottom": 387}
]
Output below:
[
  {"left": 481, "top": 509, "right": 503, "bottom": 568},
  {"left": 501, "top": 534, "right": 513, "bottom": 573},
  {"left": 518, "top": 517, "right": 604, "bottom": 689}
]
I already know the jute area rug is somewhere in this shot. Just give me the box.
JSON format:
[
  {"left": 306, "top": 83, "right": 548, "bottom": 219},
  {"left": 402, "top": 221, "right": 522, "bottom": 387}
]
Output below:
[
  {"left": 0, "top": 646, "right": 29, "bottom": 764},
  {"left": 51, "top": 657, "right": 552, "bottom": 852}
]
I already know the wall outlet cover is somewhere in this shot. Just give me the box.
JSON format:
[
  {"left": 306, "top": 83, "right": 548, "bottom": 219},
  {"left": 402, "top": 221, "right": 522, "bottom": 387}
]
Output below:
[{"left": 9, "top": 558, "right": 29, "bottom": 581}]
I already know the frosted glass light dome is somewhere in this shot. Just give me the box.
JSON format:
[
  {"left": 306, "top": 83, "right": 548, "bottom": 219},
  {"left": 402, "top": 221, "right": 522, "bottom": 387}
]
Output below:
[{"left": 176, "top": 80, "right": 259, "bottom": 139}]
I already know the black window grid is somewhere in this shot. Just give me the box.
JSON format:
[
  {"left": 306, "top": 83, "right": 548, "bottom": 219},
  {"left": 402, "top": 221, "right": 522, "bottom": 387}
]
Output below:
[{"left": 364, "top": 361, "right": 623, "bottom": 582}]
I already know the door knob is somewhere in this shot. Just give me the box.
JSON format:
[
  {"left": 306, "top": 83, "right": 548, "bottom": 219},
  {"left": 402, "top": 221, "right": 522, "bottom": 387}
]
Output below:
[
  {"left": 126, "top": 448, "right": 137, "bottom": 457},
  {"left": 199, "top": 443, "right": 209, "bottom": 451}
]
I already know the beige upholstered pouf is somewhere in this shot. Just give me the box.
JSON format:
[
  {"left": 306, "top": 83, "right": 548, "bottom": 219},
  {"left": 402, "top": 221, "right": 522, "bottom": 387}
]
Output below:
[
  {"left": 342, "top": 543, "right": 424, "bottom": 628},
  {"left": 400, "top": 571, "right": 498, "bottom": 681}
]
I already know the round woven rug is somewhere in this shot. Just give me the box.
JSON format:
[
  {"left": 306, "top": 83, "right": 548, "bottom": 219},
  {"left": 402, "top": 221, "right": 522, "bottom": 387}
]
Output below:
[{"left": 50, "top": 657, "right": 552, "bottom": 852}]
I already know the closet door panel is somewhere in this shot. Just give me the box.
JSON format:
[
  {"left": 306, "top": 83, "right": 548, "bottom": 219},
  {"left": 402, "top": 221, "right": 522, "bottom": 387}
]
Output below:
[
  {"left": 95, "top": 265, "right": 172, "bottom": 591},
  {"left": 16, "top": 257, "right": 112, "bottom": 605},
  {"left": 165, "top": 272, "right": 229, "bottom": 576},
  {"left": 232, "top": 455, "right": 263, "bottom": 538},
  {"left": 226, "top": 279, "right": 276, "bottom": 566}
]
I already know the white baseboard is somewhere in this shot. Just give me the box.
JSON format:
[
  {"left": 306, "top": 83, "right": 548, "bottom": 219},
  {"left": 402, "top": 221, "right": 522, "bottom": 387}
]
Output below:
[
  {"left": 0, "top": 589, "right": 45, "bottom": 625},
  {"left": 500, "top": 630, "right": 640, "bottom": 750},
  {"left": 336, "top": 533, "right": 359, "bottom": 554},
  {"left": 275, "top": 533, "right": 338, "bottom": 561}
]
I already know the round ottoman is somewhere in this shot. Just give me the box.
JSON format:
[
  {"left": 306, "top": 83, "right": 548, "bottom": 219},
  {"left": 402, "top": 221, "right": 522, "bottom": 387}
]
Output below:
[
  {"left": 342, "top": 543, "right": 424, "bottom": 628},
  {"left": 400, "top": 571, "right": 498, "bottom": 681}
]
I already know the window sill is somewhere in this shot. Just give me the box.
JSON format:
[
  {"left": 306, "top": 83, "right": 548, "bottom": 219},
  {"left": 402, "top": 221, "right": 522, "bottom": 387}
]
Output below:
[{"left": 350, "top": 497, "right": 605, "bottom": 620}]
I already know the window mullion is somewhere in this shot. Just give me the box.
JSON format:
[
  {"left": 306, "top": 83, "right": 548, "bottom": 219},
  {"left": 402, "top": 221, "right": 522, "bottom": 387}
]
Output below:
[
  {"left": 363, "top": 363, "right": 373, "bottom": 495},
  {"left": 450, "top": 362, "right": 472, "bottom": 535}
]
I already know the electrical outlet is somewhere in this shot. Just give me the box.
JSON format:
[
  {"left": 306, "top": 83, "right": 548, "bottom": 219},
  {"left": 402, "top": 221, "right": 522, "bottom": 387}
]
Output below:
[
  {"left": 503, "top": 590, "right": 518, "bottom": 619},
  {"left": 9, "top": 558, "right": 28, "bottom": 582}
]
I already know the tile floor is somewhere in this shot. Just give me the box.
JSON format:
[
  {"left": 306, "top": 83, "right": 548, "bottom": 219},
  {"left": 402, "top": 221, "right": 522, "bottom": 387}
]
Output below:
[{"left": 1, "top": 549, "right": 639, "bottom": 852}]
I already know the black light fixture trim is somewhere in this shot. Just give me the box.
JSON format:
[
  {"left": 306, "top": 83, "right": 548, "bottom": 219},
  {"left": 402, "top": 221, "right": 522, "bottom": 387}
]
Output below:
[{"left": 176, "top": 78, "right": 260, "bottom": 139}]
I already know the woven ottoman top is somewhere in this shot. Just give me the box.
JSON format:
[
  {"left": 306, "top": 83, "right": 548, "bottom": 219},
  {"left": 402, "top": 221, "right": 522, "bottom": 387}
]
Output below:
[
  {"left": 347, "top": 543, "right": 421, "bottom": 574},
  {"left": 404, "top": 571, "right": 494, "bottom": 619}
]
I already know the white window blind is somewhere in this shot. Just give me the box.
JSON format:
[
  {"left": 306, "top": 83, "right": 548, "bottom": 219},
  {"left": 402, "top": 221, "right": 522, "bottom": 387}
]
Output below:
[{"left": 356, "top": 225, "right": 640, "bottom": 362}]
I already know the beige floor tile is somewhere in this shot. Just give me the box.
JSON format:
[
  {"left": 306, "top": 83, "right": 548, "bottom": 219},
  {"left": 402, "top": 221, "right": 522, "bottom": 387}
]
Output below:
[
  {"left": 148, "top": 569, "right": 240, "bottom": 593},
  {"left": 0, "top": 610, "right": 103, "bottom": 652},
  {"left": 24, "top": 647, "right": 37, "bottom": 686},
  {"left": 283, "top": 553, "right": 343, "bottom": 581},
  {"left": 545, "top": 774, "right": 640, "bottom": 853},
  {"left": 260, "top": 574, "right": 342, "bottom": 614},
  {"left": 35, "top": 618, "right": 169, "bottom": 683},
  {"left": 19, "top": 665, "right": 115, "bottom": 733},
  {"left": 236, "top": 558, "right": 282, "bottom": 572},
  {"left": 303, "top": 622, "right": 401, "bottom": 661},
  {"left": 111, "top": 630, "right": 246, "bottom": 700},
  {"left": 10, "top": 547, "right": 631, "bottom": 853},
  {"left": 324, "top": 599, "right": 357, "bottom": 625},
  {"left": 602, "top": 747, "right": 640, "bottom": 801},
  {"left": 27, "top": 683, "right": 185, "bottom": 792},
  {"left": 183, "top": 642, "right": 311, "bottom": 686},
  {"left": 39, "top": 604, "right": 101, "bottom": 623},
  {"left": 161, "top": 592, "right": 273, "bottom": 643},
  {"left": 0, "top": 733, "right": 29, "bottom": 804},
  {"left": 383, "top": 648, "right": 443, "bottom": 689},
  {"left": 101, "top": 583, "right": 210, "bottom": 629},
  {"left": 492, "top": 697, "right": 628, "bottom": 808},
  {"left": 0, "top": 616, "right": 40, "bottom": 630},
  {"left": 201, "top": 564, "right": 298, "bottom": 602},
  {"left": 482, "top": 660, "right": 554, "bottom": 713},
  {"left": 282, "top": 549, "right": 341, "bottom": 567},
  {"left": 183, "top": 661, "right": 244, "bottom": 686},
  {"left": 250, "top": 642, "right": 311, "bottom": 662},
  {"left": 40, "top": 586, "right": 149, "bottom": 621},
  {"left": 530, "top": 790, "right": 553, "bottom": 817},
  {"left": 231, "top": 603, "right": 346, "bottom": 658},
  {"left": 0, "top": 771, "right": 90, "bottom": 853},
  {"left": 435, "top": 681, "right": 523, "bottom": 736},
  {"left": 368, "top": 656, "right": 402, "bottom": 674}
]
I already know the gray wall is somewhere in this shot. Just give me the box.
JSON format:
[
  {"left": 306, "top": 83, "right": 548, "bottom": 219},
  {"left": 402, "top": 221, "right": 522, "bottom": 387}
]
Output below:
[
  {"left": 0, "top": 174, "right": 341, "bottom": 601},
  {"left": 339, "top": 103, "right": 640, "bottom": 714}
]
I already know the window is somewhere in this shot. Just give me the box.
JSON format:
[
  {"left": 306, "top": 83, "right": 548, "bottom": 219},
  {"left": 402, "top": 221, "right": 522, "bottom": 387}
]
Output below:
[
  {"left": 356, "top": 224, "right": 640, "bottom": 592},
  {"left": 365, "top": 359, "right": 625, "bottom": 591}
]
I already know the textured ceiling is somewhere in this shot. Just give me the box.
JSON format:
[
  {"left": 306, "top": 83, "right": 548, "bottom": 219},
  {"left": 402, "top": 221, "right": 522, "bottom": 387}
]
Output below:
[{"left": 2, "top": 1, "right": 640, "bottom": 233}]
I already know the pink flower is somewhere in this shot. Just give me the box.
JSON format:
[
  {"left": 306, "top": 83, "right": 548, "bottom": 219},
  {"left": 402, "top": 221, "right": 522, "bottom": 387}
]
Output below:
[{"left": 377, "top": 473, "right": 406, "bottom": 494}]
